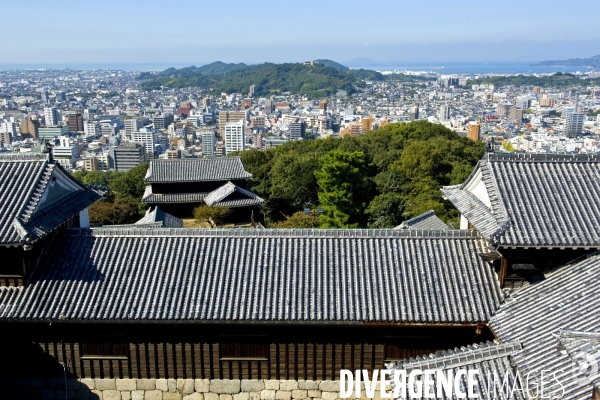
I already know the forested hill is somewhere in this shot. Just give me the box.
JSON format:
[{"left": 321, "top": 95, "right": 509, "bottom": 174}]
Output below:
[
  {"left": 532, "top": 55, "right": 600, "bottom": 68},
  {"left": 138, "top": 62, "right": 387, "bottom": 97}
]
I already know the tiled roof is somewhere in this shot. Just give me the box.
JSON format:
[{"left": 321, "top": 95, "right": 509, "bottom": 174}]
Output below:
[
  {"left": 0, "top": 153, "right": 100, "bottom": 245},
  {"left": 490, "top": 252, "right": 600, "bottom": 399},
  {"left": 443, "top": 153, "right": 600, "bottom": 248},
  {"left": 135, "top": 207, "right": 183, "bottom": 228},
  {"left": 0, "top": 228, "right": 502, "bottom": 323},
  {"left": 144, "top": 157, "right": 252, "bottom": 183},
  {"left": 556, "top": 330, "right": 600, "bottom": 393},
  {"left": 388, "top": 341, "right": 523, "bottom": 399},
  {"left": 204, "top": 182, "right": 264, "bottom": 208},
  {"left": 141, "top": 186, "right": 206, "bottom": 204},
  {"left": 395, "top": 210, "right": 449, "bottom": 230}
]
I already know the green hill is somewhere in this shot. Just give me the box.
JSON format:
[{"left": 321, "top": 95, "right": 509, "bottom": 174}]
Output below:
[
  {"left": 139, "top": 62, "right": 387, "bottom": 97},
  {"left": 533, "top": 55, "right": 600, "bottom": 68},
  {"left": 314, "top": 59, "right": 349, "bottom": 71},
  {"left": 467, "top": 73, "right": 600, "bottom": 88}
]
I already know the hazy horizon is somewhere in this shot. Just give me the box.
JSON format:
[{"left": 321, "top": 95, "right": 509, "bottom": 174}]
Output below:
[{"left": 3, "top": 0, "right": 598, "bottom": 66}]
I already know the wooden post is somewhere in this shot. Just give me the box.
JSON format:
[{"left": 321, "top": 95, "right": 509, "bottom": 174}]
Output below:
[{"left": 499, "top": 257, "right": 508, "bottom": 287}]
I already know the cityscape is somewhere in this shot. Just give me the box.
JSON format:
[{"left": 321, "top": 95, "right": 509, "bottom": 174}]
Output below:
[{"left": 1, "top": 1, "right": 600, "bottom": 399}]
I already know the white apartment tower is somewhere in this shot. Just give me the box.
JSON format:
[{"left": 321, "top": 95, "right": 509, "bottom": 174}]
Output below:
[
  {"left": 224, "top": 120, "right": 244, "bottom": 155},
  {"left": 44, "top": 107, "right": 60, "bottom": 127},
  {"left": 202, "top": 131, "right": 217, "bottom": 157},
  {"left": 565, "top": 113, "right": 584, "bottom": 138}
]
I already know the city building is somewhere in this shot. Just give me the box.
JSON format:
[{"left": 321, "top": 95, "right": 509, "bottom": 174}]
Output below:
[
  {"left": 219, "top": 110, "right": 248, "bottom": 136},
  {"left": 466, "top": 121, "right": 480, "bottom": 141},
  {"left": 202, "top": 131, "right": 217, "bottom": 157},
  {"left": 224, "top": 120, "right": 245, "bottom": 154},
  {"left": 289, "top": 119, "right": 305, "bottom": 140},
  {"left": 84, "top": 122, "right": 101, "bottom": 137},
  {"left": 67, "top": 113, "right": 84, "bottom": 132},
  {"left": 124, "top": 117, "right": 149, "bottom": 135},
  {"left": 132, "top": 131, "right": 157, "bottom": 160},
  {"left": 241, "top": 98, "right": 252, "bottom": 109},
  {"left": 38, "top": 126, "right": 69, "bottom": 140},
  {"left": 408, "top": 105, "right": 419, "bottom": 121},
  {"left": 43, "top": 107, "right": 60, "bottom": 127},
  {"left": 152, "top": 114, "right": 174, "bottom": 130},
  {"left": 438, "top": 104, "right": 451, "bottom": 121},
  {"left": 52, "top": 136, "right": 79, "bottom": 170},
  {"left": 109, "top": 144, "right": 146, "bottom": 171},
  {"left": 361, "top": 114, "right": 373, "bottom": 133},
  {"left": 565, "top": 113, "right": 584, "bottom": 137},
  {"left": 19, "top": 118, "right": 40, "bottom": 139}
]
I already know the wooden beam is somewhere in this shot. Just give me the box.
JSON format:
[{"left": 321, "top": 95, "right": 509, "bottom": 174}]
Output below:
[{"left": 499, "top": 257, "right": 508, "bottom": 287}]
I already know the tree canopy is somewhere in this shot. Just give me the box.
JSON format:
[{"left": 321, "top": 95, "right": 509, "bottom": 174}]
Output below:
[{"left": 236, "top": 121, "right": 485, "bottom": 228}]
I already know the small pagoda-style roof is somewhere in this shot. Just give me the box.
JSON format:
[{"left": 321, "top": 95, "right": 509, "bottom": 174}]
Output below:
[
  {"left": 144, "top": 157, "right": 252, "bottom": 183},
  {"left": 204, "top": 182, "right": 264, "bottom": 208}
]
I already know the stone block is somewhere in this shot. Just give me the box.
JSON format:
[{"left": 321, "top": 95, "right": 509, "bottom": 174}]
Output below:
[
  {"left": 320, "top": 392, "right": 338, "bottom": 400},
  {"left": 219, "top": 395, "right": 233, "bottom": 400},
  {"left": 76, "top": 388, "right": 91, "bottom": 400},
  {"left": 234, "top": 392, "right": 250, "bottom": 400},
  {"left": 156, "top": 379, "right": 169, "bottom": 392},
  {"left": 132, "top": 390, "right": 145, "bottom": 400},
  {"left": 264, "top": 380, "right": 279, "bottom": 390},
  {"left": 122, "top": 391, "right": 132, "bottom": 400},
  {"left": 177, "top": 379, "right": 195, "bottom": 395},
  {"left": 80, "top": 379, "right": 96, "bottom": 390},
  {"left": 249, "top": 391, "right": 261, "bottom": 400},
  {"left": 144, "top": 390, "right": 163, "bottom": 400},
  {"left": 291, "top": 390, "right": 307, "bottom": 399},
  {"left": 96, "top": 380, "right": 117, "bottom": 391},
  {"left": 183, "top": 394, "right": 204, "bottom": 400},
  {"left": 103, "top": 390, "right": 122, "bottom": 400},
  {"left": 204, "top": 393, "right": 219, "bottom": 400},
  {"left": 91, "top": 390, "right": 104, "bottom": 399},
  {"left": 167, "top": 379, "right": 177, "bottom": 393},
  {"left": 307, "top": 391, "right": 321, "bottom": 398},
  {"left": 275, "top": 390, "right": 291, "bottom": 400},
  {"left": 260, "top": 390, "right": 276, "bottom": 400},
  {"left": 116, "top": 380, "right": 137, "bottom": 391},
  {"left": 137, "top": 380, "right": 156, "bottom": 391},
  {"left": 279, "top": 381, "right": 298, "bottom": 391},
  {"left": 194, "top": 380, "right": 210, "bottom": 393},
  {"left": 297, "top": 381, "right": 319, "bottom": 391},
  {"left": 210, "top": 380, "right": 241, "bottom": 394},
  {"left": 241, "top": 380, "right": 264, "bottom": 392},
  {"left": 318, "top": 382, "right": 339, "bottom": 393},
  {"left": 163, "top": 393, "right": 183, "bottom": 400}
]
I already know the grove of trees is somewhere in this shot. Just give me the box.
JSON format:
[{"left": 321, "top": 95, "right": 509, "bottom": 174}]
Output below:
[{"left": 235, "top": 121, "right": 485, "bottom": 228}]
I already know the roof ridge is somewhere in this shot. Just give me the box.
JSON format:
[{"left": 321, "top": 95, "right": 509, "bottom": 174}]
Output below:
[
  {"left": 16, "top": 160, "right": 52, "bottom": 226},
  {"left": 399, "top": 341, "right": 522, "bottom": 370},
  {"left": 487, "top": 152, "right": 600, "bottom": 162},
  {"left": 479, "top": 159, "right": 511, "bottom": 236}
]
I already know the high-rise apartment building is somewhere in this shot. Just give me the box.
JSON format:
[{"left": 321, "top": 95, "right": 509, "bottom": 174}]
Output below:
[
  {"left": 84, "top": 122, "right": 101, "bottom": 137},
  {"left": 467, "top": 121, "right": 481, "bottom": 141},
  {"left": 264, "top": 100, "right": 274, "bottom": 114},
  {"left": 109, "top": 144, "right": 146, "bottom": 171},
  {"left": 438, "top": 104, "right": 451, "bottom": 121},
  {"left": 19, "top": 118, "right": 40, "bottom": 139},
  {"left": 361, "top": 115, "right": 373, "bottom": 133},
  {"left": 44, "top": 107, "right": 60, "bottom": 127},
  {"left": 152, "top": 114, "right": 174, "bottom": 130},
  {"left": 565, "top": 113, "right": 584, "bottom": 138},
  {"left": 202, "top": 131, "right": 217, "bottom": 157},
  {"left": 509, "top": 107, "right": 524, "bottom": 122},
  {"left": 67, "top": 113, "right": 84, "bottom": 132},
  {"left": 408, "top": 106, "right": 419, "bottom": 121},
  {"left": 124, "top": 117, "right": 149, "bottom": 135},
  {"left": 224, "top": 121, "right": 245, "bottom": 154},
  {"left": 218, "top": 111, "right": 248, "bottom": 136},
  {"left": 132, "top": 131, "right": 157, "bottom": 160}
]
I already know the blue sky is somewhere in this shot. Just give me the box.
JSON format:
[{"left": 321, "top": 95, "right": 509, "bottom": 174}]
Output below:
[{"left": 3, "top": 0, "right": 599, "bottom": 65}]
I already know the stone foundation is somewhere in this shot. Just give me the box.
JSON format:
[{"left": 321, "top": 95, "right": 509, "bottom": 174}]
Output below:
[{"left": 1, "top": 378, "right": 391, "bottom": 400}]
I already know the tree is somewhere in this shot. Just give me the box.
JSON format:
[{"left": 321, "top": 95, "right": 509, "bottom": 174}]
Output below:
[
  {"left": 88, "top": 199, "right": 140, "bottom": 225},
  {"left": 315, "top": 150, "right": 369, "bottom": 228},
  {"left": 109, "top": 163, "right": 149, "bottom": 200},
  {"left": 503, "top": 142, "right": 515, "bottom": 152},
  {"left": 269, "top": 211, "right": 316, "bottom": 228},
  {"left": 365, "top": 193, "right": 405, "bottom": 228},
  {"left": 193, "top": 205, "right": 232, "bottom": 228}
]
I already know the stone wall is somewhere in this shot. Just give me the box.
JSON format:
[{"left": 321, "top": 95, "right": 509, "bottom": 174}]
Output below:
[{"left": 2, "top": 378, "right": 390, "bottom": 400}]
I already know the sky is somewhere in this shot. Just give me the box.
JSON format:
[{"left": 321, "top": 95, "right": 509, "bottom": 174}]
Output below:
[{"left": 2, "top": 0, "right": 599, "bottom": 67}]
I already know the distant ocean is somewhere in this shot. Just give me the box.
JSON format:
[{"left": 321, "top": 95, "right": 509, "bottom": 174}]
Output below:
[{"left": 0, "top": 61, "right": 594, "bottom": 75}]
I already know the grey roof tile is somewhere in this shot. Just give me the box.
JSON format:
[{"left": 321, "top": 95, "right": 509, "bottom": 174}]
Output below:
[
  {"left": 490, "top": 252, "right": 600, "bottom": 399},
  {"left": 388, "top": 341, "right": 523, "bottom": 399},
  {"left": 443, "top": 153, "right": 600, "bottom": 248},
  {"left": 0, "top": 228, "right": 502, "bottom": 324},
  {"left": 556, "top": 330, "right": 600, "bottom": 392},
  {"left": 144, "top": 157, "right": 252, "bottom": 183},
  {"left": 0, "top": 153, "right": 100, "bottom": 245},
  {"left": 102, "top": 207, "right": 183, "bottom": 229},
  {"left": 204, "top": 182, "right": 264, "bottom": 208},
  {"left": 395, "top": 210, "right": 449, "bottom": 230},
  {"left": 142, "top": 185, "right": 207, "bottom": 204}
]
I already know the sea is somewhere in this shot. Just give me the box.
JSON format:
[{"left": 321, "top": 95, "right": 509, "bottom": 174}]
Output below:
[{"left": 0, "top": 61, "right": 595, "bottom": 75}]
